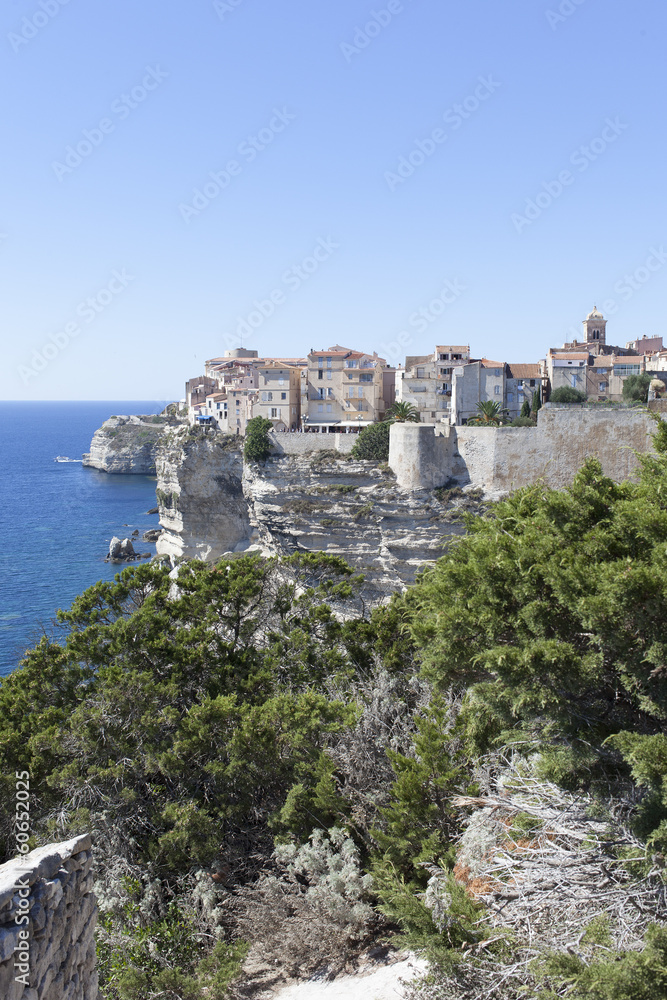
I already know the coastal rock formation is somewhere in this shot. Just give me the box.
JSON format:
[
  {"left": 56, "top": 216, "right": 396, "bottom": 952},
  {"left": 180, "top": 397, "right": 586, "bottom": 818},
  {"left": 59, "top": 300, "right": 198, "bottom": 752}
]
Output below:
[
  {"left": 155, "top": 428, "right": 252, "bottom": 562},
  {"left": 105, "top": 537, "right": 150, "bottom": 563},
  {"left": 155, "top": 430, "right": 480, "bottom": 590},
  {"left": 242, "top": 454, "right": 474, "bottom": 593},
  {"left": 83, "top": 415, "right": 170, "bottom": 474}
]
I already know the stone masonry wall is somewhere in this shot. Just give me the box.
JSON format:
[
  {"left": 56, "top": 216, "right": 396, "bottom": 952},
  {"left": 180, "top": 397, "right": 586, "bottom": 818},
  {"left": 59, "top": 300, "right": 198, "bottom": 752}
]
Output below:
[
  {"left": 0, "top": 834, "right": 97, "bottom": 1000},
  {"left": 390, "top": 409, "right": 656, "bottom": 492}
]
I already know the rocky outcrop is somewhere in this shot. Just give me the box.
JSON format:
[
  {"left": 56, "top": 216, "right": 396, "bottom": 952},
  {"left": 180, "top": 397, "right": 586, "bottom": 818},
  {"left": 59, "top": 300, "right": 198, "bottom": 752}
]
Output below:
[
  {"left": 155, "top": 430, "right": 482, "bottom": 591},
  {"left": 105, "top": 537, "right": 150, "bottom": 563},
  {"left": 83, "top": 415, "right": 170, "bottom": 474},
  {"left": 155, "top": 428, "right": 252, "bottom": 562},
  {"left": 0, "top": 833, "right": 97, "bottom": 1000},
  {"left": 242, "top": 454, "right": 476, "bottom": 592}
]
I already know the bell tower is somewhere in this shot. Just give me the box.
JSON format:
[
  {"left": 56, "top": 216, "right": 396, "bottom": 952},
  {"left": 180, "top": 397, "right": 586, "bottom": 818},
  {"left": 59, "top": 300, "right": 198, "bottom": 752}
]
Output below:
[{"left": 583, "top": 307, "right": 607, "bottom": 347}]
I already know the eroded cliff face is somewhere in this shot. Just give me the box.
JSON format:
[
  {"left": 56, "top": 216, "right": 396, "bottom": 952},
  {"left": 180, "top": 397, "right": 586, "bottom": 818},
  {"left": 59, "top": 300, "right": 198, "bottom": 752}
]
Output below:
[
  {"left": 155, "top": 432, "right": 480, "bottom": 590},
  {"left": 83, "top": 415, "right": 167, "bottom": 474},
  {"left": 155, "top": 428, "right": 252, "bottom": 562}
]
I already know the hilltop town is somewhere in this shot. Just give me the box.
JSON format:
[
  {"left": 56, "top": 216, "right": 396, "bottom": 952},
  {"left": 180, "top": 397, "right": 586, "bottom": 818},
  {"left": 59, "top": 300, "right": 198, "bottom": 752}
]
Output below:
[{"left": 184, "top": 308, "right": 667, "bottom": 433}]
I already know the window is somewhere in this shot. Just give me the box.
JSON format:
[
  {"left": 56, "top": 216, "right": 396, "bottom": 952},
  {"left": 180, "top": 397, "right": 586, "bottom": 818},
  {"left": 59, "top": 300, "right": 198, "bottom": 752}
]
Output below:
[
  {"left": 494, "top": 385, "right": 500, "bottom": 395},
  {"left": 348, "top": 387, "right": 355, "bottom": 398},
  {"left": 358, "top": 387, "right": 363, "bottom": 397},
  {"left": 326, "top": 403, "right": 332, "bottom": 413},
  {"left": 345, "top": 360, "right": 358, "bottom": 368},
  {"left": 440, "top": 368, "right": 452, "bottom": 376},
  {"left": 327, "top": 388, "right": 333, "bottom": 397},
  {"left": 614, "top": 364, "right": 641, "bottom": 376},
  {"left": 326, "top": 358, "right": 332, "bottom": 368},
  {"left": 318, "top": 370, "right": 323, "bottom": 380},
  {"left": 529, "top": 380, "right": 535, "bottom": 386},
  {"left": 292, "top": 407, "right": 296, "bottom": 414},
  {"left": 281, "top": 392, "right": 287, "bottom": 400},
  {"left": 360, "top": 373, "right": 372, "bottom": 382},
  {"left": 317, "top": 404, "right": 323, "bottom": 413},
  {"left": 571, "top": 373, "right": 578, "bottom": 388},
  {"left": 507, "top": 392, "right": 514, "bottom": 403},
  {"left": 318, "top": 358, "right": 323, "bottom": 367},
  {"left": 327, "top": 371, "right": 332, "bottom": 380},
  {"left": 442, "top": 383, "right": 449, "bottom": 391},
  {"left": 261, "top": 392, "right": 268, "bottom": 402},
  {"left": 267, "top": 392, "right": 273, "bottom": 401},
  {"left": 596, "top": 368, "right": 606, "bottom": 374},
  {"left": 416, "top": 367, "right": 426, "bottom": 379},
  {"left": 279, "top": 378, "right": 284, "bottom": 386},
  {"left": 270, "top": 408, "right": 280, "bottom": 419},
  {"left": 598, "top": 382, "right": 606, "bottom": 392},
  {"left": 494, "top": 369, "right": 500, "bottom": 377},
  {"left": 317, "top": 388, "right": 324, "bottom": 399}
]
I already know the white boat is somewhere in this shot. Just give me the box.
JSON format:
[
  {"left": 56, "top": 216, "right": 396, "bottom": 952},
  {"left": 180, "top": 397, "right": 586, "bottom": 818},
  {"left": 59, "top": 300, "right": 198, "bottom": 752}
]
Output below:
[{"left": 54, "top": 456, "right": 82, "bottom": 463}]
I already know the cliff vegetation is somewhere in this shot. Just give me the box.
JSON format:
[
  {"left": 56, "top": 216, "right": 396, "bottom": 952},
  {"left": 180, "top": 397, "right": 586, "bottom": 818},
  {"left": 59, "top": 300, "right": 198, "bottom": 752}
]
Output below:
[{"left": 2, "top": 421, "right": 667, "bottom": 998}]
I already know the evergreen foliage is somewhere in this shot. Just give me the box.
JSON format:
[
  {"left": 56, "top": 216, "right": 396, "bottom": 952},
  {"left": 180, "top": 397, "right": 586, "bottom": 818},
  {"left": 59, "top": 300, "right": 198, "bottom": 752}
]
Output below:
[
  {"left": 243, "top": 415, "right": 273, "bottom": 461},
  {"left": 623, "top": 371, "right": 653, "bottom": 403},
  {"left": 549, "top": 386, "right": 587, "bottom": 403},
  {"left": 350, "top": 419, "right": 391, "bottom": 460},
  {"left": 520, "top": 399, "right": 531, "bottom": 418}
]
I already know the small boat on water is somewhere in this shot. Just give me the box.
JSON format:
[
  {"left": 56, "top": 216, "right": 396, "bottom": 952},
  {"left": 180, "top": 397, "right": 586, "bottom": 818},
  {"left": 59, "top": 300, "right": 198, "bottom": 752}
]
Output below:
[{"left": 54, "top": 456, "right": 83, "bottom": 463}]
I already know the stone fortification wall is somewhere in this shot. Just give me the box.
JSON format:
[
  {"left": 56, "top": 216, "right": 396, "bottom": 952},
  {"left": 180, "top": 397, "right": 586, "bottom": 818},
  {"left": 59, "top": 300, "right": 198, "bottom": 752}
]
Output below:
[
  {"left": 0, "top": 834, "right": 97, "bottom": 1000},
  {"left": 390, "top": 409, "right": 655, "bottom": 492},
  {"left": 268, "top": 433, "right": 357, "bottom": 456}
]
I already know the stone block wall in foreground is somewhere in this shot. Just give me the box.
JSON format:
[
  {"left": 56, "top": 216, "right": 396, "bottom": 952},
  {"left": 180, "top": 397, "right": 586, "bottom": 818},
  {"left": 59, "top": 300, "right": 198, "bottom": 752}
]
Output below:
[{"left": 0, "top": 834, "right": 97, "bottom": 1000}]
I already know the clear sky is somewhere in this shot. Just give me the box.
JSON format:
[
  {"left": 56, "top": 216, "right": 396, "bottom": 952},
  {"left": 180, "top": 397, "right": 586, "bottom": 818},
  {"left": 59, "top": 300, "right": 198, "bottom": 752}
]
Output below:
[{"left": 1, "top": 0, "right": 665, "bottom": 400}]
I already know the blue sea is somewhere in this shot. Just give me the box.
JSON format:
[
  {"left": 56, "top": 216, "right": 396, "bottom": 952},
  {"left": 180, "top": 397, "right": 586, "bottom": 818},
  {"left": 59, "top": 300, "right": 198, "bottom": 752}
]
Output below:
[{"left": 0, "top": 402, "right": 168, "bottom": 677}]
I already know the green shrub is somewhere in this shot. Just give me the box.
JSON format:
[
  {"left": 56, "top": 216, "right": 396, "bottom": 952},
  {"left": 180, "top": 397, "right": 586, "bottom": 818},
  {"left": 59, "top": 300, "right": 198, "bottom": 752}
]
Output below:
[
  {"left": 351, "top": 421, "right": 390, "bottom": 461},
  {"left": 244, "top": 417, "right": 273, "bottom": 462},
  {"left": 549, "top": 386, "right": 587, "bottom": 403},
  {"left": 623, "top": 372, "right": 653, "bottom": 403},
  {"left": 511, "top": 415, "right": 536, "bottom": 427}
]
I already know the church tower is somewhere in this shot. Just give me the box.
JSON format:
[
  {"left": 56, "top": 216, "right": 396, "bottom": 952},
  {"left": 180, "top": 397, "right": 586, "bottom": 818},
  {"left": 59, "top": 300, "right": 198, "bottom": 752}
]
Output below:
[{"left": 583, "top": 307, "right": 607, "bottom": 347}]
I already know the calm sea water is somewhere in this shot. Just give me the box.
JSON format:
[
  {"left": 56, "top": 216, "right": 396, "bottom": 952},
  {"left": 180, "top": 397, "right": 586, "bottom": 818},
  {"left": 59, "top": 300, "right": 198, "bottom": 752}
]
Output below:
[{"left": 0, "top": 402, "right": 167, "bottom": 676}]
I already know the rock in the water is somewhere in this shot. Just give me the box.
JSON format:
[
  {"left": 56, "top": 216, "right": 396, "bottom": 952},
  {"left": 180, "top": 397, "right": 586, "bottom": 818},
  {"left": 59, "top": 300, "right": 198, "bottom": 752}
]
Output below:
[
  {"left": 143, "top": 528, "right": 162, "bottom": 542},
  {"left": 106, "top": 537, "right": 138, "bottom": 562},
  {"left": 146, "top": 507, "right": 159, "bottom": 515}
]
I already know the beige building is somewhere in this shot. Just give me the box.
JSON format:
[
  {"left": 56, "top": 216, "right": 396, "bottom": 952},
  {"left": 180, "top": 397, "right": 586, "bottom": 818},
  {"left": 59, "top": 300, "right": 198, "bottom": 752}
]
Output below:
[
  {"left": 396, "top": 345, "right": 470, "bottom": 423},
  {"left": 303, "top": 346, "right": 391, "bottom": 432},
  {"left": 252, "top": 361, "right": 302, "bottom": 431}
]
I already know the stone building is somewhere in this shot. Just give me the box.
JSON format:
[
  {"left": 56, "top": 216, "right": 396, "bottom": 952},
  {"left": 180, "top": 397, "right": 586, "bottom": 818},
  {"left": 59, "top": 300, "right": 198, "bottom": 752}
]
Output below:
[
  {"left": 395, "top": 345, "right": 470, "bottom": 423},
  {"left": 303, "top": 346, "right": 392, "bottom": 432},
  {"left": 451, "top": 359, "right": 506, "bottom": 425},
  {"left": 253, "top": 360, "right": 302, "bottom": 431},
  {"left": 505, "top": 364, "right": 543, "bottom": 419}
]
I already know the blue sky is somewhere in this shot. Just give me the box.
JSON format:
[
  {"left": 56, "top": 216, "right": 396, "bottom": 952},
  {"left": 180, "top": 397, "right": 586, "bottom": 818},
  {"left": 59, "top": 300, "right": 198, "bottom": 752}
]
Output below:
[{"left": 1, "top": 0, "right": 665, "bottom": 400}]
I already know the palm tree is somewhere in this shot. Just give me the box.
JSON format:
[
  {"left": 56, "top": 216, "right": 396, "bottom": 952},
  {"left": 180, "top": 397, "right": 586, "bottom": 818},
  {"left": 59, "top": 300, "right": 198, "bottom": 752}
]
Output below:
[
  {"left": 387, "top": 401, "right": 421, "bottom": 423},
  {"left": 467, "top": 400, "right": 507, "bottom": 426}
]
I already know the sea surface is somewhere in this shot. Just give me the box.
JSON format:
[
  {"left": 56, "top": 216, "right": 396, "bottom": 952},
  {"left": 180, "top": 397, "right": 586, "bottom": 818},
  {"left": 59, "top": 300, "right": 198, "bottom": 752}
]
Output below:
[{"left": 0, "top": 401, "right": 167, "bottom": 677}]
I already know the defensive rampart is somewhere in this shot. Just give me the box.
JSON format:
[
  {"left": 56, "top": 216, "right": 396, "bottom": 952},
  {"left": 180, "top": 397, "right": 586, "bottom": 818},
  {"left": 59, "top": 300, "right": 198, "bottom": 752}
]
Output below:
[{"left": 389, "top": 408, "right": 655, "bottom": 491}]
